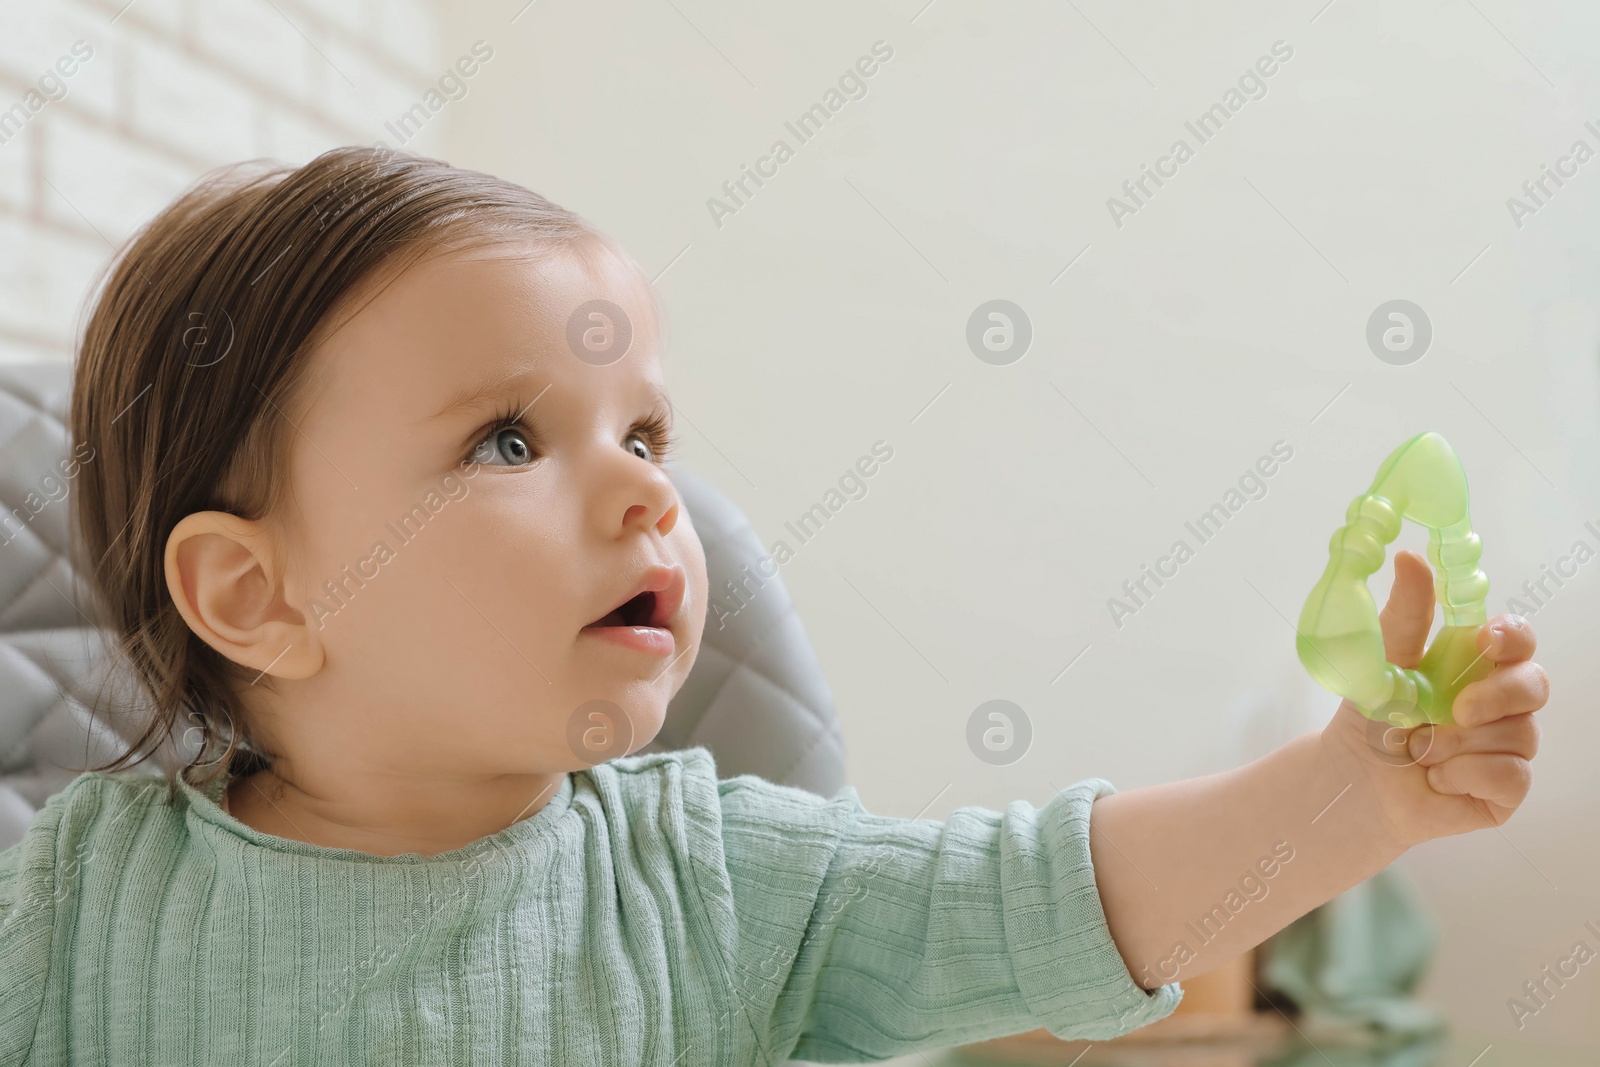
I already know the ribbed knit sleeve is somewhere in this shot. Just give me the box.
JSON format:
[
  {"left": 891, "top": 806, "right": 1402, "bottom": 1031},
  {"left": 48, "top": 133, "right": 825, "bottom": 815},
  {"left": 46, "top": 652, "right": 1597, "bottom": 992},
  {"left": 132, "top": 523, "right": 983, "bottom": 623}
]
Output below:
[
  {"left": 0, "top": 789, "right": 64, "bottom": 1067},
  {"left": 0, "top": 841, "right": 19, "bottom": 919},
  {"left": 713, "top": 773, "right": 1183, "bottom": 1063}
]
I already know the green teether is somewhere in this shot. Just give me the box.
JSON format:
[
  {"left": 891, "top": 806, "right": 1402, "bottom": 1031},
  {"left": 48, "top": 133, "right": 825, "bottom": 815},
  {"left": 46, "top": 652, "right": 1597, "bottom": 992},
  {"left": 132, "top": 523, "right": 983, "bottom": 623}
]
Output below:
[{"left": 1296, "top": 431, "right": 1494, "bottom": 729}]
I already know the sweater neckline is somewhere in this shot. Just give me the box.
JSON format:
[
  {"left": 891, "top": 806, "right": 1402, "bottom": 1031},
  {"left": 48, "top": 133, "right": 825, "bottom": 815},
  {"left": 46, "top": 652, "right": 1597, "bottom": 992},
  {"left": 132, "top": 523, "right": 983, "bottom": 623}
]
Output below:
[{"left": 175, "top": 767, "right": 576, "bottom": 864}]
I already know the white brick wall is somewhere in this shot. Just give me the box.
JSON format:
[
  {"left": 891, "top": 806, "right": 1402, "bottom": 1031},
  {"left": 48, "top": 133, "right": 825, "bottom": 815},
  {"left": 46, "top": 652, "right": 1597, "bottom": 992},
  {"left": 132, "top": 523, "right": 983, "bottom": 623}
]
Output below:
[
  {"left": 41, "top": 111, "right": 197, "bottom": 242},
  {"left": 0, "top": 0, "right": 446, "bottom": 364}
]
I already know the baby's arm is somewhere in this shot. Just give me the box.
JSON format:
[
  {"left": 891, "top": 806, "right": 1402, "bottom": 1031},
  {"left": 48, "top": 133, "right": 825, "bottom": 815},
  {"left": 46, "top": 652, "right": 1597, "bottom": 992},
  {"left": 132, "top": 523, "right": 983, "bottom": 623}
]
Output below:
[
  {"left": 700, "top": 551, "right": 1544, "bottom": 1058},
  {"left": 710, "top": 771, "right": 1183, "bottom": 1063},
  {"left": 1091, "top": 549, "right": 1547, "bottom": 989}
]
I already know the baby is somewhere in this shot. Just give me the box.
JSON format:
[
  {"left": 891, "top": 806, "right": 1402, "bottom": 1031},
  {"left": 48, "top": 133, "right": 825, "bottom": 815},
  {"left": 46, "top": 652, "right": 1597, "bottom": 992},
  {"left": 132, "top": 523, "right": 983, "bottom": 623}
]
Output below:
[{"left": 0, "top": 147, "right": 1548, "bottom": 1066}]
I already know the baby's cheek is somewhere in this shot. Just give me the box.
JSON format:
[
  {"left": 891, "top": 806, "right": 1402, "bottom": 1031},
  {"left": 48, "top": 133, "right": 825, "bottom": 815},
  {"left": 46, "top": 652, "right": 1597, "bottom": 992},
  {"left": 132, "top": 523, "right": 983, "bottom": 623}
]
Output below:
[{"left": 674, "top": 523, "right": 710, "bottom": 633}]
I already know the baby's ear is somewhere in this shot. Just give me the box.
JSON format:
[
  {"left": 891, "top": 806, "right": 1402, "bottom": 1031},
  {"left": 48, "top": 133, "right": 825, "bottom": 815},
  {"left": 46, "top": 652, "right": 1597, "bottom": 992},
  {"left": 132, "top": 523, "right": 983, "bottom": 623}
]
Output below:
[{"left": 163, "top": 511, "right": 324, "bottom": 681}]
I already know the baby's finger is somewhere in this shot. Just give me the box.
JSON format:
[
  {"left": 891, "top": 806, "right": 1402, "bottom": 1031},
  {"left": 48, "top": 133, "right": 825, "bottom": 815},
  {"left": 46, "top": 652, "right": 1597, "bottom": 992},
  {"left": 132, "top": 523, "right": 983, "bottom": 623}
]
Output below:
[
  {"left": 1380, "top": 551, "right": 1438, "bottom": 670},
  {"left": 1481, "top": 614, "right": 1536, "bottom": 665},
  {"left": 1452, "top": 660, "right": 1550, "bottom": 728},
  {"left": 1425, "top": 753, "right": 1533, "bottom": 811},
  {"left": 1409, "top": 712, "right": 1541, "bottom": 766}
]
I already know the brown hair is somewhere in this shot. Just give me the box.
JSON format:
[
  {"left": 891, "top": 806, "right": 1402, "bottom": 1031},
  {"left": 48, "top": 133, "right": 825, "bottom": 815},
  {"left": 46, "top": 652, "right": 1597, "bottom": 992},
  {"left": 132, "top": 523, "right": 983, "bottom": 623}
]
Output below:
[{"left": 68, "top": 145, "right": 619, "bottom": 799}]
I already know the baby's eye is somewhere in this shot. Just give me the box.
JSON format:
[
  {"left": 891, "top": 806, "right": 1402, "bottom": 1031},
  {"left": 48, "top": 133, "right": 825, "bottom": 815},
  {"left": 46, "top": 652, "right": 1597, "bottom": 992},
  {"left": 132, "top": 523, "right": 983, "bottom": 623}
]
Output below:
[
  {"left": 470, "top": 425, "right": 534, "bottom": 467},
  {"left": 625, "top": 432, "right": 655, "bottom": 464}
]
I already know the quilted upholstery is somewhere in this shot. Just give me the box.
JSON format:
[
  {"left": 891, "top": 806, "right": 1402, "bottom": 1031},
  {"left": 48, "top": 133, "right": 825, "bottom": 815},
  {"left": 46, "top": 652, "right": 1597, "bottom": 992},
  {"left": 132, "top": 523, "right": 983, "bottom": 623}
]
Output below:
[{"left": 0, "top": 361, "right": 847, "bottom": 851}]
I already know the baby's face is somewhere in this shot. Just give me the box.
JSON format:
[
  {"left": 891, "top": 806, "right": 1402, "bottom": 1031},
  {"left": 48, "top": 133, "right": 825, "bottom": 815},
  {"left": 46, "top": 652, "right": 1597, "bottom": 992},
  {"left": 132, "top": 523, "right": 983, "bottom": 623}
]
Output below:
[{"left": 270, "top": 238, "right": 707, "bottom": 775}]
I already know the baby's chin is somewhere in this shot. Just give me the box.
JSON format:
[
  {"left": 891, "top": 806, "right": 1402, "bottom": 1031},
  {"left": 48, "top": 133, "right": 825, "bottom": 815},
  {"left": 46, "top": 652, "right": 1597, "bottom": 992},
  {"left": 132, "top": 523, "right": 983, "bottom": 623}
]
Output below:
[{"left": 556, "top": 688, "right": 674, "bottom": 768}]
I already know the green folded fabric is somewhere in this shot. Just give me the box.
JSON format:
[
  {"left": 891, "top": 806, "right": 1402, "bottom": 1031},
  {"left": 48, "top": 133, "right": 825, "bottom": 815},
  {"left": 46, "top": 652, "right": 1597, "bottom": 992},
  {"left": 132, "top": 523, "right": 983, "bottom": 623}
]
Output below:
[
  {"left": 1261, "top": 866, "right": 1448, "bottom": 1042},
  {"left": 1260, "top": 1030, "right": 1447, "bottom": 1067}
]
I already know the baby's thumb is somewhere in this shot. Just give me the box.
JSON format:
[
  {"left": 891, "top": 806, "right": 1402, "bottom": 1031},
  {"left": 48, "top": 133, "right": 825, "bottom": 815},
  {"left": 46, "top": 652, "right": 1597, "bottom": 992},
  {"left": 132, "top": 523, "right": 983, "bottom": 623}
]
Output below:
[{"left": 1379, "top": 549, "right": 1437, "bottom": 670}]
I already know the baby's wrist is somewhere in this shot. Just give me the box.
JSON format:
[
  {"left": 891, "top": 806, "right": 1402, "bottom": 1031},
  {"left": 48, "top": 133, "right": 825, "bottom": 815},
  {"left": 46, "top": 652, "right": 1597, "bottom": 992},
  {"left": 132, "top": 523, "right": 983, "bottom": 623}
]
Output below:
[{"left": 1303, "top": 721, "right": 1414, "bottom": 864}]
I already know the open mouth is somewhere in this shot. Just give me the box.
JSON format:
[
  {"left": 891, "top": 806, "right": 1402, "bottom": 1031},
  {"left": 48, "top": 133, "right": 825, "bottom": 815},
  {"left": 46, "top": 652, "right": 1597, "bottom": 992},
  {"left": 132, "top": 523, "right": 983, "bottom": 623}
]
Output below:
[
  {"left": 582, "top": 564, "right": 685, "bottom": 642},
  {"left": 580, "top": 566, "right": 684, "bottom": 657},
  {"left": 588, "top": 591, "right": 659, "bottom": 629}
]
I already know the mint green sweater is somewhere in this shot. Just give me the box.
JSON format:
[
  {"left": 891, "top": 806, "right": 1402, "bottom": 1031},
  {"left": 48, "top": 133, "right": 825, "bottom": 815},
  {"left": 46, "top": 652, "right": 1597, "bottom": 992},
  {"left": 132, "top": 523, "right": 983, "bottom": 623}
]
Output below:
[{"left": 0, "top": 746, "right": 1180, "bottom": 1064}]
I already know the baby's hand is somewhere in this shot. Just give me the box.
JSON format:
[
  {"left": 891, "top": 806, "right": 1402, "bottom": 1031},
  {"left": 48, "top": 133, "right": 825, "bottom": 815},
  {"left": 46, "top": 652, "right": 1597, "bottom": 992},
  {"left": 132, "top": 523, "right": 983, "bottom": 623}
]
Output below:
[{"left": 1320, "top": 549, "right": 1549, "bottom": 852}]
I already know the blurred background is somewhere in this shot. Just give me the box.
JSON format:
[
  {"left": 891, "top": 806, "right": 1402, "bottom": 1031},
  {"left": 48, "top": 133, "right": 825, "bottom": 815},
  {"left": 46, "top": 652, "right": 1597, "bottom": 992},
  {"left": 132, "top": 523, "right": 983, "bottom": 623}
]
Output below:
[{"left": 1, "top": 0, "right": 1597, "bottom": 1061}]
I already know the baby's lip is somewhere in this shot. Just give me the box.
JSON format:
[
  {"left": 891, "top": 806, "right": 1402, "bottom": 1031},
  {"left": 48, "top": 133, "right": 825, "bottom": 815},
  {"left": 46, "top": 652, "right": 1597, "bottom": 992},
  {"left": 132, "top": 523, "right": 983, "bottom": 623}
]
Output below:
[{"left": 583, "top": 564, "right": 686, "bottom": 631}]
